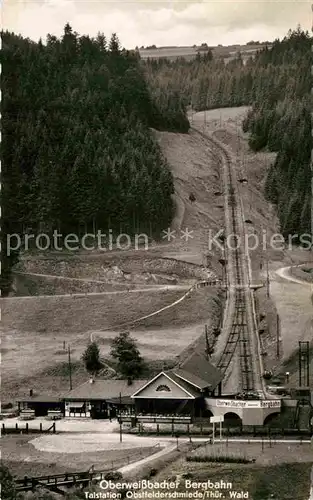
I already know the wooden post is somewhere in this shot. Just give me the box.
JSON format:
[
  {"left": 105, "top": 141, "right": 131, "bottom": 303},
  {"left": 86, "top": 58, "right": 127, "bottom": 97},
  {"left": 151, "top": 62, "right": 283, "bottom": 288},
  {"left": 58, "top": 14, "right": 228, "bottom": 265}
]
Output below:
[
  {"left": 26, "top": 423, "right": 28, "bottom": 433},
  {"left": 157, "top": 424, "right": 159, "bottom": 435},
  {"left": 40, "top": 423, "right": 42, "bottom": 432},
  {"left": 171, "top": 420, "right": 174, "bottom": 437}
]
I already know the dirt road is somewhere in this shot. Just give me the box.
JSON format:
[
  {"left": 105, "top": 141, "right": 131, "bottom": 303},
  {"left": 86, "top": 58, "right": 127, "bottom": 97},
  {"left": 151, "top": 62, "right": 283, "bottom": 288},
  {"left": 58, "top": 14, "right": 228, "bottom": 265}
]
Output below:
[
  {"left": 268, "top": 263, "right": 313, "bottom": 364},
  {"left": 275, "top": 266, "right": 313, "bottom": 288}
]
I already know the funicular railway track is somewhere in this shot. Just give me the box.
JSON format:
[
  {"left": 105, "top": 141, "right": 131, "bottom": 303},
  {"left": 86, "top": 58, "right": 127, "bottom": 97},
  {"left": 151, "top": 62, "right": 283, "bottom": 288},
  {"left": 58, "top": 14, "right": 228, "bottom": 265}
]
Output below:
[
  {"left": 217, "top": 153, "right": 255, "bottom": 392},
  {"left": 191, "top": 126, "right": 263, "bottom": 395}
]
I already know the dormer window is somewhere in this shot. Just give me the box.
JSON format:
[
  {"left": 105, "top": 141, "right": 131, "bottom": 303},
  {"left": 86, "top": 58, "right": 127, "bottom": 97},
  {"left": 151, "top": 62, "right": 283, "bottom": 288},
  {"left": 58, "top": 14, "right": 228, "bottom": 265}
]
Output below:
[{"left": 156, "top": 384, "right": 171, "bottom": 392}]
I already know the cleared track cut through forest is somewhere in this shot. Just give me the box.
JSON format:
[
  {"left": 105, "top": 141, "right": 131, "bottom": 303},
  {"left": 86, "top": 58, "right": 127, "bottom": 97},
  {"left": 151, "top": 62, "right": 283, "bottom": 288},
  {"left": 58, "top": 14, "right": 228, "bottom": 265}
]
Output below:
[{"left": 191, "top": 126, "right": 266, "bottom": 396}]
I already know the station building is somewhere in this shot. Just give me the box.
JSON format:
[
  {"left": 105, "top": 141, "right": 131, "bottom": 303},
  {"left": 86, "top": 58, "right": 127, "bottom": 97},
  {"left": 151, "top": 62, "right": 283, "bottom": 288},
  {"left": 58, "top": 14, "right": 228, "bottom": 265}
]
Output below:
[
  {"left": 62, "top": 351, "right": 223, "bottom": 419},
  {"left": 17, "top": 351, "right": 283, "bottom": 426},
  {"left": 17, "top": 352, "right": 222, "bottom": 420}
]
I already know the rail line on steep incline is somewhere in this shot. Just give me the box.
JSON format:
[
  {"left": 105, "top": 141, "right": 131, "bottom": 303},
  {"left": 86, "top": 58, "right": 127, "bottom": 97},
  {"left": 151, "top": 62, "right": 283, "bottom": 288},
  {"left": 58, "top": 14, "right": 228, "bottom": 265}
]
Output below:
[{"left": 191, "top": 126, "right": 264, "bottom": 395}]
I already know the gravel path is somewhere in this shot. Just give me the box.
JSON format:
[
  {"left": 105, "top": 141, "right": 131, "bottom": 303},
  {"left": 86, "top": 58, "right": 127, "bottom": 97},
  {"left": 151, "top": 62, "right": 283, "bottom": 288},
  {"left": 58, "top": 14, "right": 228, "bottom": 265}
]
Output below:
[{"left": 118, "top": 443, "right": 177, "bottom": 474}]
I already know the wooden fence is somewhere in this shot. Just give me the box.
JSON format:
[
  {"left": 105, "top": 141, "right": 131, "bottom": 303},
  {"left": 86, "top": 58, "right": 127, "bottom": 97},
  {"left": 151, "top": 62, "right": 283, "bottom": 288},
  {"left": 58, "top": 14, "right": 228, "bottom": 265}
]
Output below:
[
  {"left": 129, "top": 423, "right": 312, "bottom": 438},
  {"left": 2, "top": 422, "right": 56, "bottom": 434},
  {"left": 14, "top": 444, "right": 162, "bottom": 494},
  {"left": 15, "top": 470, "right": 108, "bottom": 495}
]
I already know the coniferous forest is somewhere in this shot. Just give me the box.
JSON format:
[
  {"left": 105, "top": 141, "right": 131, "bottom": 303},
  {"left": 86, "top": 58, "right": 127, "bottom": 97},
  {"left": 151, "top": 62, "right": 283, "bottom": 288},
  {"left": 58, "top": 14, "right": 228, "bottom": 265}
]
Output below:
[
  {"left": 145, "top": 27, "right": 311, "bottom": 239},
  {"left": 1, "top": 25, "right": 189, "bottom": 295},
  {"left": 1, "top": 26, "right": 311, "bottom": 294}
]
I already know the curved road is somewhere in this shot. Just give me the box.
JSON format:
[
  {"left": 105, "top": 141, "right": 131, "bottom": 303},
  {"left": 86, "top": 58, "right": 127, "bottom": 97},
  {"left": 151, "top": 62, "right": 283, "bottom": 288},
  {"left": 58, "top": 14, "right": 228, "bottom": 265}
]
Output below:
[{"left": 275, "top": 266, "right": 313, "bottom": 288}]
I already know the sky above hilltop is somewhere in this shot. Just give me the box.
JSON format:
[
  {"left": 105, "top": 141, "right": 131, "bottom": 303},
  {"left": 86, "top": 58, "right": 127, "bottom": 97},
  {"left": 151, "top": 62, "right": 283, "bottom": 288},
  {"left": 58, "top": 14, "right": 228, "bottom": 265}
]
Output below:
[{"left": 3, "top": 0, "right": 311, "bottom": 48}]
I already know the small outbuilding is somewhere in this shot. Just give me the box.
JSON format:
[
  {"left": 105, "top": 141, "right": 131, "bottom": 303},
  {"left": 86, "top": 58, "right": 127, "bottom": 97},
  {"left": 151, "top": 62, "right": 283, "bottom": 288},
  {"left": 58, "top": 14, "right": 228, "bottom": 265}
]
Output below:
[{"left": 17, "top": 391, "right": 64, "bottom": 417}]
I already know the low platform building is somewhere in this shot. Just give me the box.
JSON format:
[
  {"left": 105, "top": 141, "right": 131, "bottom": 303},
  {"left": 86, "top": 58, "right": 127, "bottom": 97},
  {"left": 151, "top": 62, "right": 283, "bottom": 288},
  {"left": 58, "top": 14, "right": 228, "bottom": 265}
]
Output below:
[{"left": 63, "top": 379, "right": 148, "bottom": 418}]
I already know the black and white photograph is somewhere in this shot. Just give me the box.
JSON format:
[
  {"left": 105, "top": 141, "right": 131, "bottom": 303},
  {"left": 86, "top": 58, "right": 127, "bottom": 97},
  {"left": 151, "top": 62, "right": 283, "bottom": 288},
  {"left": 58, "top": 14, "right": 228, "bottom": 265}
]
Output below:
[{"left": 1, "top": 0, "right": 313, "bottom": 498}]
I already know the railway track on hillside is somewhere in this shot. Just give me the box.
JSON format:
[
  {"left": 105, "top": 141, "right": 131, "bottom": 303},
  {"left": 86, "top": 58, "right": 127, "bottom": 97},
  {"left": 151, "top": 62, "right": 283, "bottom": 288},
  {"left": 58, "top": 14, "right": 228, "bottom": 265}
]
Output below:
[{"left": 191, "top": 126, "right": 264, "bottom": 395}]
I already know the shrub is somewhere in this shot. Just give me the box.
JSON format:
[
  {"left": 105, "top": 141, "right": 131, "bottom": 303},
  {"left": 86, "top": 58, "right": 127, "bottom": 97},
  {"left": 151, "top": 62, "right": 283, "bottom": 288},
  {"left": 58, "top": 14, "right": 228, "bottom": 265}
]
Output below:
[{"left": 104, "top": 471, "right": 123, "bottom": 481}]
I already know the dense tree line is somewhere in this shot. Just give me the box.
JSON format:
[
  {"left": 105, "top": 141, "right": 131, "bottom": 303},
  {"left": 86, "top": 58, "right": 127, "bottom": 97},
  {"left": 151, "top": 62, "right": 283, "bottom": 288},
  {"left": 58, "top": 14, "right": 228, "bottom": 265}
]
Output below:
[
  {"left": 242, "top": 29, "right": 311, "bottom": 238},
  {"left": 144, "top": 27, "right": 311, "bottom": 238},
  {"left": 1, "top": 25, "right": 189, "bottom": 295}
]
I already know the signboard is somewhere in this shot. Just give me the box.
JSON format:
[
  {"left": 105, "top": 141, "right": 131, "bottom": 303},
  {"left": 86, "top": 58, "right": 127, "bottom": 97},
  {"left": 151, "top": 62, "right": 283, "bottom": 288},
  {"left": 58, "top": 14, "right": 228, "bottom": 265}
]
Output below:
[
  {"left": 216, "top": 399, "right": 281, "bottom": 409},
  {"left": 210, "top": 415, "right": 224, "bottom": 423},
  {"left": 136, "top": 416, "right": 192, "bottom": 424}
]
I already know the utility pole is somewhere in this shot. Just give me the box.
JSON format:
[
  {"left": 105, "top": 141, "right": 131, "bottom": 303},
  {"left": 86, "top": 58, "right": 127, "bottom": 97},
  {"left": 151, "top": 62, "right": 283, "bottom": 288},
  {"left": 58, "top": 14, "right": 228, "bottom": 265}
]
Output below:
[
  {"left": 237, "top": 127, "right": 240, "bottom": 166},
  {"left": 311, "top": 5, "right": 313, "bottom": 251},
  {"left": 276, "top": 314, "right": 280, "bottom": 358},
  {"left": 307, "top": 345, "right": 310, "bottom": 388},
  {"left": 299, "top": 341, "right": 310, "bottom": 387},
  {"left": 205, "top": 325, "right": 210, "bottom": 359},
  {"left": 68, "top": 345, "right": 72, "bottom": 390},
  {"left": 299, "top": 343, "right": 302, "bottom": 387},
  {"left": 119, "top": 392, "right": 123, "bottom": 442}
]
